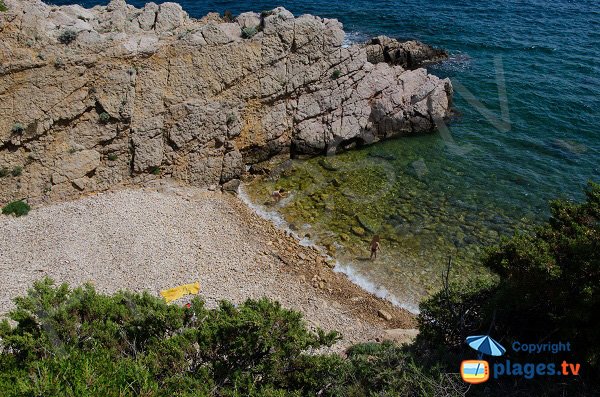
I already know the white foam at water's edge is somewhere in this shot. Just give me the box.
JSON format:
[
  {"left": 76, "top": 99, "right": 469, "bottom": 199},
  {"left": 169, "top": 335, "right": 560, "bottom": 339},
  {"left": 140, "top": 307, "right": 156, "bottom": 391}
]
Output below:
[
  {"left": 342, "top": 31, "right": 371, "bottom": 48},
  {"left": 238, "top": 185, "right": 420, "bottom": 314},
  {"left": 333, "top": 262, "right": 420, "bottom": 314}
]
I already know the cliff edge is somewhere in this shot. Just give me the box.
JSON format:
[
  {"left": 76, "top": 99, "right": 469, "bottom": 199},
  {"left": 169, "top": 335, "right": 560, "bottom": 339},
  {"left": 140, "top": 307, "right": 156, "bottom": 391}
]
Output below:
[{"left": 0, "top": 0, "right": 452, "bottom": 204}]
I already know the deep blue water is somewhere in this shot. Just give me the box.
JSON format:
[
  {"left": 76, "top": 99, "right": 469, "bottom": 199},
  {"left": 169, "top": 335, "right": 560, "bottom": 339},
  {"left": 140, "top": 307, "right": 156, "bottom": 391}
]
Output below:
[{"left": 48, "top": 0, "right": 599, "bottom": 308}]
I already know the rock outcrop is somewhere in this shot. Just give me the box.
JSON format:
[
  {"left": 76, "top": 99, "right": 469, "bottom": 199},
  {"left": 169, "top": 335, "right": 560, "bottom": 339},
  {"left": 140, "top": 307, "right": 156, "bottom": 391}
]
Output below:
[
  {"left": 0, "top": 0, "right": 452, "bottom": 204},
  {"left": 364, "top": 36, "right": 448, "bottom": 69}
]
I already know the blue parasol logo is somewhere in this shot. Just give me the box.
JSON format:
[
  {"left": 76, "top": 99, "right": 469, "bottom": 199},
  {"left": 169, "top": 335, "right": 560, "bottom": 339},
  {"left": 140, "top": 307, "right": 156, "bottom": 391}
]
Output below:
[{"left": 466, "top": 335, "right": 506, "bottom": 357}]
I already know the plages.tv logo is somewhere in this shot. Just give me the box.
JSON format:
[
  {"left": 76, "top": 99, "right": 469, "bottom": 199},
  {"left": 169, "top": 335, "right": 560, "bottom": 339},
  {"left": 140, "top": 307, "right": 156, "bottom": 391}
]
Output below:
[
  {"left": 461, "top": 334, "right": 580, "bottom": 384},
  {"left": 460, "top": 335, "right": 506, "bottom": 384}
]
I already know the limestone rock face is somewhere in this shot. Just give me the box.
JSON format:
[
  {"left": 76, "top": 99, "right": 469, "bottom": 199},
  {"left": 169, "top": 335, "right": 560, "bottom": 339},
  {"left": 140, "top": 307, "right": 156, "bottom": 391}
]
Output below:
[{"left": 0, "top": 0, "right": 452, "bottom": 204}]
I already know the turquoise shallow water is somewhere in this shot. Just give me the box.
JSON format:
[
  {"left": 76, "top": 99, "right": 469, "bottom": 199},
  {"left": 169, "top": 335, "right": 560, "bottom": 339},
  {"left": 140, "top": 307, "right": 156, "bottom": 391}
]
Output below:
[{"left": 52, "top": 0, "right": 599, "bottom": 309}]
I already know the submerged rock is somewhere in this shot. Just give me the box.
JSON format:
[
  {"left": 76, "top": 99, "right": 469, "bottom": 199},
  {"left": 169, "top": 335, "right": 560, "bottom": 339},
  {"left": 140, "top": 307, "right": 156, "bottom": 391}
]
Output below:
[{"left": 0, "top": 0, "right": 453, "bottom": 204}]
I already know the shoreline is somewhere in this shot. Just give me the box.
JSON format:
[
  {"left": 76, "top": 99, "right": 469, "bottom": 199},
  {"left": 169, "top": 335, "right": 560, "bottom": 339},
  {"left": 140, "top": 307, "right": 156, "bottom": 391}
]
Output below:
[
  {"left": 238, "top": 184, "right": 421, "bottom": 314},
  {"left": 0, "top": 179, "right": 416, "bottom": 351}
]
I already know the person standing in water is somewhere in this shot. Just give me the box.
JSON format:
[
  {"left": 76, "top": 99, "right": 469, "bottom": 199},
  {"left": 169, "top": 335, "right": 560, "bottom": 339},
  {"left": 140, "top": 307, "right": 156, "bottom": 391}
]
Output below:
[
  {"left": 271, "top": 188, "right": 287, "bottom": 202},
  {"left": 370, "top": 235, "right": 381, "bottom": 260}
]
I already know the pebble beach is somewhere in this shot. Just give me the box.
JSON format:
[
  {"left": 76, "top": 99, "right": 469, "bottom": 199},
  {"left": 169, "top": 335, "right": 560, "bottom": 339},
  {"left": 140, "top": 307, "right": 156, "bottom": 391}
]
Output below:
[{"left": 0, "top": 180, "right": 416, "bottom": 351}]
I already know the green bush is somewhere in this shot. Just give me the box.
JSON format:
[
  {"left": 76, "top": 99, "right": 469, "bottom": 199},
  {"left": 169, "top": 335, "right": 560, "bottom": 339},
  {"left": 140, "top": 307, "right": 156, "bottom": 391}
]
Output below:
[
  {"left": 241, "top": 26, "right": 258, "bottom": 39},
  {"left": 0, "top": 0, "right": 7, "bottom": 12},
  {"left": 11, "top": 166, "right": 22, "bottom": 177},
  {"left": 150, "top": 166, "right": 161, "bottom": 175},
  {"left": 261, "top": 10, "right": 275, "bottom": 18},
  {"left": 1, "top": 200, "right": 30, "bottom": 217},
  {"left": 484, "top": 182, "right": 600, "bottom": 369},
  {"left": 0, "top": 167, "right": 8, "bottom": 178},
  {"left": 226, "top": 113, "right": 237, "bottom": 125},
  {"left": 0, "top": 279, "right": 473, "bottom": 396},
  {"left": 11, "top": 123, "right": 24, "bottom": 134},
  {"left": 223, "top": 10, "right": 234, "bottom": 22},
  {"left": 107, "top": 153, "right": 118, "bottom": 161},
  {"left": 99, "top": 112, "right": 111, "bottom": 124},
  {"left": 0, "top": 279, "right": 342, "bottom": 396},
  {"left": 331, "top": 69, "right": 342, "bottom": 79},
  {"left": 57, "top": 29, "right": 77, "bottom": 45},
  {"left": 417, "top": 181, "right": 600, "bottom": 393},
  {"left": 417, "top": 278, "right": 497, "bottom": 351}
]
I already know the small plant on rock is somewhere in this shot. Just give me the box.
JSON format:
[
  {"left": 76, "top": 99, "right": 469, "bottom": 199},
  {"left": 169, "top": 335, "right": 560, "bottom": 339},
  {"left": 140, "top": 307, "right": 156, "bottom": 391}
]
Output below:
[
  {"left": 261, "top": 10, "right": 275, "bottom": 18},
  {"left": 11, "top": 123, "right": 24, "bottom": 134},
  {"left": 58, "top": 29, "right": 77, "bottom": 45},
  {"left": 0, "top": 0, "right": 7, "bottom": 12},
  {"left": 150, "top": 166, "right": 161, "bottom": 175},
  {"left": 11, "top": 166, "right": 22, "bottom": 177},
  {"left": 107, "top": 153, "right": 118, "bottom": 161},
  {"left": 0, "top": 167, "right": 9, "bottom": 178},
  {"left": 99, "top": 112, "right": 111, "bottom": 124},
  {"left": 54, "top": 57, "right": 65, "bottom": 68},
  {"left": 2, "top": 200, "right": 31, "bottom": 217},
  {"left": 331, "top": 69, "right": 342, "bottom": 79},
  {"left": 226, "top": 113, "right": 237, "bottom": 125},
  {"left": 223, "top": 10, "right": 234, "bottom": 22},
  {"left": 241, "top": 26, "right": 258, "bottom": 39}
]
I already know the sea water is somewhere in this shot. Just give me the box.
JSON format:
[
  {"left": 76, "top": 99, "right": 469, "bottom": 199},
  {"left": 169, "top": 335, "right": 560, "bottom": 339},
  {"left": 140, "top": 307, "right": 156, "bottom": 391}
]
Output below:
[{"left": 49, "top": 0, "right": 600, "bottom": 311}]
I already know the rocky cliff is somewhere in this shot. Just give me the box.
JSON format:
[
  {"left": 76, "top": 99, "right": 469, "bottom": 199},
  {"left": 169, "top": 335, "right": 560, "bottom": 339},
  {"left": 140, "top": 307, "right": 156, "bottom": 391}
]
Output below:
[{"left": 0, "top": 0, "right": 452, "bottom": 204}]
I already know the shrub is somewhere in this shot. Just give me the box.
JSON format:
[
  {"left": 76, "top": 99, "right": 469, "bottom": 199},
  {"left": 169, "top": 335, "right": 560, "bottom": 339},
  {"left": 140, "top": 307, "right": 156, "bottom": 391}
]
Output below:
[
  {"left": 2, "top": 200, "right": 30, "bottom": 217},
  {"left": 57, "top": 29, "right": 77, "bottom": 45},
  {"left": 11, "top": 123, "right": 24, "bottom": 134},
  {"left": 0, "top": 167, "right": 8, "bottom": 177},
  {"left": 107, "top": 153, "right": 118, "bottom": 161},
  {"left": 150, "top": 166, "right": 161, "bottom": 175},
  {"left": 0, "top": 279, "right": 478, "bottom": 396},
  {"left": 483, "top": 181, "right": 600, "bottom": 370},
  {"left": 99, "top": 112, "right": 110, "bottom": 124},
  {"left": 10, "top": 166, "right": 22, "bottom": 177},
  {"left": 331, "top": 69, "right": 342, "bottom": 79},
  {"left": 418, "top": 181, "right": 600, "bottom": 393},
  {"left": 261, "top": 10, "right": 275, "bottom": 18},
  {"left": 0, "top": 279, "right": 341, "bottom": 396},
  {"left": 226, "top": 113, "right": 237, "bottom": 125},
  {"left": 54, "top": 57, "right": 65, "bottom": 68},
  {"left": 417, "top": 278, "right": 496, "bottom": 351},
  {"left": 223, "top": 10, "right": 234, "bottom": 22},
  {"left": 241, "top": 26, "right": 258, "bottom": 39},
  {"left": 0, "top": 0, "right": 7, "bottom": 12}
]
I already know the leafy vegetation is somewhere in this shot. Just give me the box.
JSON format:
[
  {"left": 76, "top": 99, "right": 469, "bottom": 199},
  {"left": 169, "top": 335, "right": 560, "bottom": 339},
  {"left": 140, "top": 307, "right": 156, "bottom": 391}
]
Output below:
[
  {"left": 223, "top": 10, "right": 234, "bottom": 22},
  {"left": 107, "top": 153, "right": 118, "bottom": 161},
  {"left": 11, "top": 123, "right": 24, "bottom": 134},
  {"left": 99, "top": 111, "right": 111, "bottom": 124},
  {"left": 0, "top": 279, "right": 468, "bottom": 396},
  {"left": 0, "top": 0, "right": 7, "bottom": 12},
  {"left": 417, "top": 181, "right": 600, "bottom": 394},
  {"left": 226, "top": 113, "right": 237, "bottom": 125},
  {"left": 1, "top": 200, "right": 30, "bottom": 217},
  {"left": 11, "top": 166, "right": 22, "bottom": 177},
  {"left": 0, "top": 167, "right": 8, "bottom": 178},
  {"left": 57, "top": 29, "right": 77, "bottom": 45},
  {"left": 150, "top": 166, "right": 161, "bottom": 175},
  {"left": 331, "top": 69, "right": 342, "bottom": 79},
  {"left": 261, "top": 10, "right": 276, "bottom": 18},
  {"left": 241, "top": 26, "right": 258, "bottom": 39}
]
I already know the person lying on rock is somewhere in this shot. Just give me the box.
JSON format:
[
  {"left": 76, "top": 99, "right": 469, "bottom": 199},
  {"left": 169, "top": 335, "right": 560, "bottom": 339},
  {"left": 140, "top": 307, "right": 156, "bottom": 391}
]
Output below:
[{"left": 370, "top": 235, "right": 381, "bottom": 260}]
